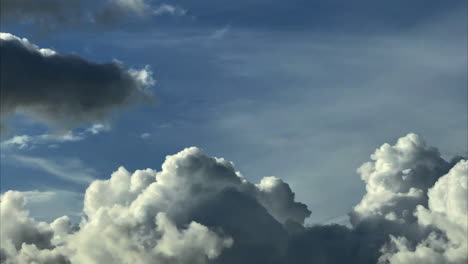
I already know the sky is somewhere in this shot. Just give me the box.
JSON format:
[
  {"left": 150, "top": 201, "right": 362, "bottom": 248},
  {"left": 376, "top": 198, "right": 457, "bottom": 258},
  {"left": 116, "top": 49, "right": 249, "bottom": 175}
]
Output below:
[{"left": 0, "top": 1, "right": 467, "bottom": 264}]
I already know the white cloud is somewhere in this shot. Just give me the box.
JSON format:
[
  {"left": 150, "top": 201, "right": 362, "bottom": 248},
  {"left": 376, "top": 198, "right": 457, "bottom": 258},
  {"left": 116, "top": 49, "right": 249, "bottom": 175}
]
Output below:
[
  {"left": 211, "top": 26, "right": 231, "bottom": 40},
  {"left": 0, "top": 135, "right": 32, "bottom": 149},
  {"left": 153, "top": 4, "right": 187, "bottom": 16},
  {"left": 0, "top": 146, "right": 310, "bottom": 263},
  {"left": 11, "top": 155, "right": 96, "bottom": 184},
  {"left": 352, "top": 133, "right": 450, "bottom": 224},
  {"left": 140, "top": 132, "right": 152, "bottom": 139},
  {"left": 128, "top": 65, "right": 156, "bottom": 91},
  {"left": 380, "top": 160, "right": 467, "bottom": 264},
  {"left": 86, "top": 123, "right": 111, "bottom": 135},
  {"left": 0, "top": 33, "right": 56, "bottom": 56},
  {"left": 0, "top": 191, "right": 68, "bottom": 264},
  {"left": 0, "top": 134, "right": 466, "bottom": 264},
  {"left": 1, "top": 123, "right": 110, "bottom": 150}
]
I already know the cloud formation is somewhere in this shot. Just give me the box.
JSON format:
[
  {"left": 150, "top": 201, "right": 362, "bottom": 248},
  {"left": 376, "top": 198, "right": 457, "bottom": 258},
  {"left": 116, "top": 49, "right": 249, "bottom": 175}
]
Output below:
[
  {"left": 379, "top": 160, "right": 467, "bottom": 264},
  {"left": 1, "top": 123, "right": 110, "bottom": 150},
  {"left": 351, "top": 133, "right": 452, "bottom": 224},
  {"left": 0, "top": 33, "right": 154, "bottom": 131},
  {"left": 9, "top": 155, "right": 96, "bottom": 185},
  {"left": 0, "top": 134, "right": 466, "bottom": 263},
  {"left": 0, "top": 0, "right": 157, "bottom": 30}
]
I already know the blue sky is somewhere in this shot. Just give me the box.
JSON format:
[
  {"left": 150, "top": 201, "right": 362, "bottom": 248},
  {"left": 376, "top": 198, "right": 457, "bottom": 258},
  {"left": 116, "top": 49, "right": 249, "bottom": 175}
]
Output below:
[{"left": 1, "top": 0, "right": 466, "bottom": 225}]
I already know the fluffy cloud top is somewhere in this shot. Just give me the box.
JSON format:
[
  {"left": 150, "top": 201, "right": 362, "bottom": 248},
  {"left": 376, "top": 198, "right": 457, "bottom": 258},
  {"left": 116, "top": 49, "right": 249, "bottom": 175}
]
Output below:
[
  {"left": 0, "top": 33, "right": 154, "bottom": 131},
  {"left": 380, "top": 160, "right": 467, "bottom": 264},
  {"left": 352, "top": 133, "right": 451, "bottom": 224},
  {"left": 0, "top": 134, "right": 466, "bottom": 264}
]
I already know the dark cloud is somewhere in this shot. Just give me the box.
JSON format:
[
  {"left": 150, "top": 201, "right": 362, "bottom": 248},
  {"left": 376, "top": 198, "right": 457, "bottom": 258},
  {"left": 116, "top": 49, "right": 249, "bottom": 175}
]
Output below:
[
  {"left": 0, "top": 0, "right": 152, "bottom": 31},
  {"left": 0, "top": 134, "right": 466, "bottom": 263},
  {"left": 0, "top": 0, "right": 192, "bottom": 33},
  {"left": 0, "top": 0, "right": 82, "bottom": 30},
  {"left": 0, "top": 33, "right": 154, "bottom": 131}
]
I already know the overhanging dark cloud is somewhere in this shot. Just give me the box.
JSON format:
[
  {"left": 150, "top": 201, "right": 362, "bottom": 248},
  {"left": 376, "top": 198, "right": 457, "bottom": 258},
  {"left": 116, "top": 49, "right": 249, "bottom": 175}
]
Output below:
[
  {"left": 0, "top": 33, "right": 154, "bottom": 130},
  {"left": 0, "top": 133, "right": 466, "bottom": 263}
]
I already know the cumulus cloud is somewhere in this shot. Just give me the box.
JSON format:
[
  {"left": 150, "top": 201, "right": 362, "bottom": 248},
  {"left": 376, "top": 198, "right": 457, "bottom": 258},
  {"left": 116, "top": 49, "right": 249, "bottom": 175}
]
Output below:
[
  {"left": 0, "top": 33, "right": 155, "bottom": 131},
  {"left": 351, "top": 133, "right": 452, "bottom": 224},
  {"left": 1, "top": 134, "right": 466, "bottom": 263},
  {"left": 0, "top": 191, "right": 69, "bottom": 264},
  {"left": 379, "top": 160, "right": 467, "bottom": 264}
]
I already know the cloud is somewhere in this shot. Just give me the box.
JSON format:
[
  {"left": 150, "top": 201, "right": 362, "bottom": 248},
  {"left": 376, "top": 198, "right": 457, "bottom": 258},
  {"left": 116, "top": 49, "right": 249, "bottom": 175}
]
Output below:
[
  {"left": 210, "top": 26, "right": 231, "bottom": 40},
  {"left": 379, "top": 160, "right": 467, "bottom": 264},
  {"left": 1, "top": 132, "right": 83, "bottom": 150},
  {"left": 86, "top": 123, "right": 111, "bottom": 135},
  {"left": 1, "top": 123, "right": 110, "bottom": 150},
  {"left": 0, "top": 0, "right": 155, "bottom": 30},
  {"left": 153, "top": 4, "right": 187, "bottom": 17},
  {"left": 351, "top": 133, "right": 452, "bottom": 224},
  {"left": 10, "top": 155, "right": 96, "bottom": 185},
  {"left": 0, "top": 33, "right": 155, "bottom": 131},
  {"left": 0, "top": 191, "right": 69, "bottom": 264},
  {"left": 0, "top": 134, "right": 466, "bottom": 263},
  {"left": 140, "top": 132, "right": 152, "bottom": 139}
]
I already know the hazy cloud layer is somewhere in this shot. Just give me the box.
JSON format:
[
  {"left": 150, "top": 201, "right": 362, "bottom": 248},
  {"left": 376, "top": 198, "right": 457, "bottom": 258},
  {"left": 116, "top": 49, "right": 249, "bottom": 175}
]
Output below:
[
  {"left": 0, "top": 33, "right": 154, "bottom": 131},
  {"left": 0, "top": 134, "right": 466, "bottom": 263}
]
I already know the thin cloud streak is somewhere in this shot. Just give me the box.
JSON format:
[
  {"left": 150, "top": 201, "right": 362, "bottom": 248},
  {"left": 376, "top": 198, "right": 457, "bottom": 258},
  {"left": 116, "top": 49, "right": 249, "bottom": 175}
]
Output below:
[{"left": 10, "top": 155, "right": 96, "bottom": 184}]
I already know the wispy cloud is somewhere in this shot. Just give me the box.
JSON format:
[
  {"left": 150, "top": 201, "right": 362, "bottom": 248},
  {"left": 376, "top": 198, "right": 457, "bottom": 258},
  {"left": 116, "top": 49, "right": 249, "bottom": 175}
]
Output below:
[
  {"left": 11, "top": 155, "right": 96, "bottom": 184},
  {"left": 86, "top": 123, "right": 111, "bottom": 135},
  {"left": 210, "top": 26, "right": 231, "bottom": 40},
  {"left": 1, "top": 123, "right": 110, "bottom": 150},
  {"left": 140, "top": 132, "right": 152, "bottom": 139},
  {"left": 153, "top": 4, "right": 187, "bottom": 16}
]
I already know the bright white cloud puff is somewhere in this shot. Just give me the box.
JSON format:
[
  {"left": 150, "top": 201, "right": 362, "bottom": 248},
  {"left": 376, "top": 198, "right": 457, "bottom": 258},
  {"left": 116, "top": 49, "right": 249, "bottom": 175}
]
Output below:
[{"left": 0, "top": 134, "right": 466, "bottom": 264}]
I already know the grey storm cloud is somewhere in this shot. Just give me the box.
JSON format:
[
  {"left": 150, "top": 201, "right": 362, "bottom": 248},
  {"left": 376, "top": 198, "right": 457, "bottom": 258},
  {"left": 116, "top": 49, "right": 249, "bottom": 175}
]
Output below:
[
  {"left": 0, "top": 33, "right": 155, "bottom": 130},
  {"left": 0, "top": 133, "right": 466, "bottom": 263}
]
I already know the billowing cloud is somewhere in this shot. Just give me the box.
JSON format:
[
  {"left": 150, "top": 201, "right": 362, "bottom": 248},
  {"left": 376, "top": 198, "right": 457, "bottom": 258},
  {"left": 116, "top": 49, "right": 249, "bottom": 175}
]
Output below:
[
  {"left": 0, "top": 33, "right": 155, "bottom": 131},
  {"left": 379, "top": 160, "right": 467, "bottom": 264},
  {"left": 0, "top": 134, "right": 466, "bottom": 263},
  {"left": 351, "top": 133, "right": 452, "bottom": 224}
]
